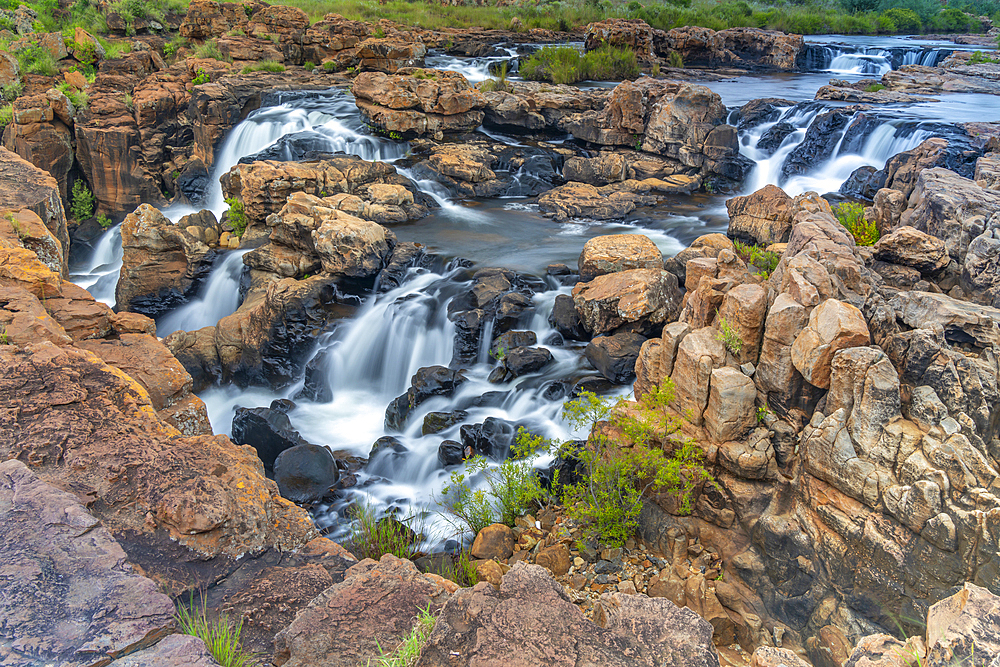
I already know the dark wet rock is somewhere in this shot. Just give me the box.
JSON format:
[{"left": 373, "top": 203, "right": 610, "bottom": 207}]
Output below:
[
  {"left": 438, "top": 440, "right": 472, "bottom": 467},
  {"left": 542, "top": 380, "right": 571, "bottom": 401},
  {"left": 504, "top": 346, "right": 554, "bottom": 377},
  {"left": 274, "top": 444, "right": 340, "bottom": 503},
  {"left": 468, "top": 391, "right": 511, "bottom": 408},
  {"left": 0, "top": 459, "right": 176, "bottom": 667},
  {"left": 585, "top": 332, "right": 647, "bottom": 384},
  {"left": 733, "top": 98, "right": 797, "bottom": 130},
  {"left": 175, "top": 157, "right": 211, "bottom": 205},
  {"left": 549, "top": 294, "right": 589, "bottom": 341},
  {"left": 839, "top": 165, "right": 885, "bottom": 200},
  {"left": 232, "top": 402, "right": 310, "bottom": 473},
  {"left": 573, "top": 375, "right": 617, "bottom": 396},
  {"left": 378, "top": 241, "right": 426, "bottom": 293},
  {"left": 460, "top": 417, "right": 518, "bottom": 460},
  {"left": 755, "top": 121, "right": 795, "bottom": 156},
  {"left": 491, "top": 330, "right": 537, "bottom": 358},
  {"left": 781, "top": 108, "right": 857, "bottom": 180},
  {"left": 416, "top": 562, "right": 720, "bottom": 667},
  {"left": 274, "top": 555, "right": 451, "bottom": 667},
  {"left": 448, "top": 268, "right": 539, "bottom": 365},
  {"left": 369, "top": 436, "right": 407, "bottom": 459},
  {"left": 296, "top": 348, "right": 333, "bottom": 403},
  {"left": 423, "top": 410, "right": 469, "bottom": 435},
  {"left": 385, "top": 366, "right": 468, "bottom": 431}
]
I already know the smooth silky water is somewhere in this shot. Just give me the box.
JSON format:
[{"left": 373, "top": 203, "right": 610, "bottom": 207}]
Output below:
[{"left": 68, "top": 36, "right": 1000, "bottom": 545}]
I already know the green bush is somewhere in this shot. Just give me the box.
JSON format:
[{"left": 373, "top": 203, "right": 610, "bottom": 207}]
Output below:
[
  {"left": 479, "top": 61, "right": 513, "bottom": 93},
  {"left": 732, "top": 239, "right": 780, "bottom": 278},
  {"left": 345, "top": 502, "right": 422, "bottom": 560},
  {"left": 241, "top": 59, "right": 285, "bottom": 73},
  {"left": 0, "top": 103, "right": 12, "bottom": 127},
  {"left": 163, "top": 35, "right": 188, "bottom": 59},
  {"left": 323, "top": 60, "right": 337, "bottom": 71},
  {"left": 928, "top": 7, "right": 977, "bottom": 32},
  {"left": 224, "top": 196, "right": 247, "bottom": 236},
  {"left": 835, "top": 201, "right": 879, "bottom": 245},
  {"left": 880, "top": 7, "right": 921, "bottom": 32},
  {"left": 70, "top": 181, "right": 95, "bottom": 221},
  {"left": 1, "top": 81, "right": 23, "bottom": 102},
  {"left": 193, "top": 38, "right": 231, "bottom": 61},
  {"left": 877, "top": 0, "right": 939, "bottom": 23},
  {"left": 303, "top": 60, "right": 315, "bottom": 70},
  {"left": 716, "top": 317, "right": 742, "bottom": 355},
  {"left": 521, "top": 44, "right": 639, "bottom": 85},
  {"left": 558, "top": 385, "right": 715, "bottom": 547},
  {"left": 96, "top": 213, "right": 113, "bottom": 229},
  {"left": 17, "top": 46, "right": 58, "bottom": 76},
  {"left": 970, "top": 50, "right": 1000, "bottom": 64},
  {"left": 192, "top": 68, "right": 210, "bottom": 85}
]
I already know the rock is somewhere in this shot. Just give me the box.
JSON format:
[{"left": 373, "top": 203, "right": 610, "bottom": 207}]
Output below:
[
  {"left": 705, "top": 367, "right": 757, "bottom": 442},
  {"left": 840, "top": 634, "right": 918, "bottom": 667},
  {"left": 975, "top": 152, "right": 1000, "bottom": 190},
  {"left": 872, "top": 225, "right": 949, "bottom": 274},
  {"left": 480, "top": 80, "right": 606, "bottom": 132},
  {"left": 586, "top": 332, "right": 647, "bottom": 384},
  {"left": 0, "top": 459, "right": 176, "bottom": 667},
  {"left": 884, "top": 138, "right": 955, "bottom": 199},
  {"left": 963, "top": 214, "right": 1000, "bottom": 307},
  {"left": 231, "top": 403, "right": 310, "bottom": 472},
  {"left": 108, "top": 634, "right": 219, "bottom": 666},
  {"left": 0, "top": 147, "right": 70, "bottom": 276},
  {"left": 386, "top": 366, "right": 468, "bottom": 431},
  {"left": 890, "top": 290, "right": 1000, "bottom": 348},
  {"left": 422, "top": 410, "right": 468, "bottom": 435},
  {"left": 564, "top": 152, "right": 630, "bottom": 186},
  {"left": 352, "top": 69, "right": 485, "bottom": 140},
  {"left": 750, "top": 647, "right": 812, "bottom": 667},
  {"left": 726, "top": 184, "right": 795, "bottom": 246},
  {"left": 503, "top": 346, "right": 553, "bottom": 377},
  {"left": 416, "top": 562, "right": 720, "bottom": 667},
  {"left": 670, "top": 327, "right": 727, "bottom": 426},
  {"left": 657, "top": 26, "right": 803, "bottom": 71},
  {"left": 537, "top": 181, "right": 655, "bottom": 221},
  {"left": 536, "top": 544, "right": 571, "bottom": 576},
  {"left": 460, "top": 417, "right": 517, "bottom": 460},
  {"left": 790, "top": 299, "right": 871, "bottom": 390},
  {"left": 718, "top": 283, "right": 767, "bottom": 365},
  {"left": 839, "top": 165, "right": 885, "bottom": 200},
  {"left": 0, "top": 342, "right": 316, "bottom": 587},
  {"left": 471, "top": 524, "right": 515, "bottom": 560},
  {"left": 572, "top": 268, "right": 683, "bottom": 336},
  {"left": 116, "top": 203, "right": 215, "bottom": 315},
  {"left": 578, "top": 233, "right": 664, "bottom": 282},
  {"left": 274, "top": 444, "right": 340, "bottom": 503},
  {"left": 549, "top": 294, "right": 589, "bottom": 341},
  {"left": 437, "top": 440, "right": 470, "bottom": 467},
  {"left": 308, "top": 197, "right": 396, "bottom": 279},
  {"left": 925, "top": 583, "right": 1000, "bottom": 667},
  {"left": 902, "top": 167, "right": 1000, "bottom": 266},
  {"left": 0, "top": 51, "right": 18, "bottom": 87},
  {"left": 867, "top": 188, "right": 908, "bottom": 236},
  {"left": 755, "top": 122, "right": 796, "bottom": 156},
  {"left": 780, "top": 108, "right": 857, "bottom": 180},
  {"left": 356, "top": 37, "right": 428, "bottom": 73},
  {"left": 585, "top": 19, "right": 656, "bottom": 61},
  {"left": 274, "top": 554, "right": 451, "bottom": 667}
]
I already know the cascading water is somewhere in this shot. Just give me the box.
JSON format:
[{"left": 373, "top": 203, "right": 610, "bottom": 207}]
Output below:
[
  {"left": 70, "top": 223, "right": 123, "bottom": 306},
  {"left": 156, "top": 249, "right": 251, "bottom": 337},
  {"left": 800, "top": 42, "right": 950, "bottom": 75}
]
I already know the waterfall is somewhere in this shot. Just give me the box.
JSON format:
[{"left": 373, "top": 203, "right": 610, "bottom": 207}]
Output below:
[
  {"left": 70, "top": 223, "right": 123, "bottom": 307},
  {"left": 801, "top": 43, "right": 949, "bottom": 75},
  {"left": 156, "top": 249, "right": 251, "bottom": 337}
]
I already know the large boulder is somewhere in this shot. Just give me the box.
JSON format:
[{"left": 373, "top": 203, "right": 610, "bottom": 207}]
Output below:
[
  {"left": 655, "top": 26, "right": 804, "bottom": 71},
  {"left": 790, "top": 298, "right": 870, "bottom": 390},
  {"left": 578, "top": 233, "right": 664, "bottom": 282},
  {"left": 356, "top": 37, "right": 427, "bottom": 72},
  {"left": 416, "top": 562, "right": 720, "bottom": 667},
  {"left": 669, "top": 327, "right": 727, "bottom": 426},
  {"left": 274, "top": 443, "right": 340, "bottom": 503},
  {"left": 872, "top": 225, "right": 949, "bottom": 274},
  {"left": 232, "top": 401, "right": 310, "bottom": 472},
  {"left": 726, "top": 184, "right": 794, "bottom": 246},
  {"left": 585, "top": 332, "right": 647, "bottom": 384},
  {"left": 537, "top": 180, "right": 658, "bottom": 221},
  {"left": 963, "top": 213, "right": 1000, "bottom": 307},
  {"left": 0, "top": 147, "right": 70, "bottom": 276},
  {"left": 572, "top": 268, "right": 683, "bottom": 336},
  {"left": 116, "top": 203, "right": 216, "bottom": 315},
  {"left": 0, "top": 459, "right": 177, "bottom": 667},
  {"left": 704, "top": 366, "right": 757, "bottom": 442},
  {"left": 352, "top": 69, "right": 485, "bottom": 140}
]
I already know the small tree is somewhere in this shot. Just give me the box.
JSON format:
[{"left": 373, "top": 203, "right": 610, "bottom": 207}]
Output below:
[{"left": 70, "top": 180, "right": 96, "bottom": 221}]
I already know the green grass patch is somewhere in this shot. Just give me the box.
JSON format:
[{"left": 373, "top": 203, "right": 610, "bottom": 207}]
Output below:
[
  {"left": 969, "top": 50, "right": 1000, "bottom": 64},
  {"left": 193, "top": 38, "right": 231, "bottom": 62},
  {"left": 863, "top": 83, "right": 885, "bottom": 92},
  {"left": 375, "top": 605, "right": 436, "bottom": 667},
  {"left": 344, "top": 502, "right": 422, "bottom": 561},
  {"left": 17, "top": 45, "right": 59, "bottom": 76},
  {"left": 175, "top": 597, "right": 257, "bottom": 667},
  {"left": 733, "top": 239, "right": 780, "bottom": 278},
  {"left": 521, "top": 44, "right": 639, "bottom": 84},
  {"left": 241, "top": 60, "right": 285, "bottom": 73},
  {"left": 835, "top": 201, "right": 879, "bottom": 246},
  {"left": 0, "top": 103, "right": 12, "bottom": 127}
]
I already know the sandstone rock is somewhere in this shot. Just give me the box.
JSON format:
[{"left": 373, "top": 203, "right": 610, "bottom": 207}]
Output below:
[
  {"left": 0, "top": 147, "right": 70, "bottom": 276},
  {"left": 873, "top": 225, "right": 949, "bottom": 274},
  {"left": 357, "top": 37, "right": 427, "bottom": 73},
  {"left": 585, "top": 19, "right": 656, "bottom": 60},
  {"left": 726, "top": 184, "right": 795, "bottom": 246},
  {"left": 353, "top": 69, "right": 485, "bottom": 139},
  {"left": 975, "top": 152, "right": 1000, "bottom": 190},
  {"left": 841, "top": 634, "right": 919, "bottom": 667},
  {"left": 0, "top": 342, "right": 316, "bottom": 588},
  {"left": 536, "top": 543, "right": 571, "bottom": 576},
  {"left": 718, "top": 283, "right": 767, "bottom": 365},
  {"left": 572, "top": 268, "right": 683, "bottom": 336},
  {"left": 790, "top": 299, "right": 870, "bottom": 390},
  {"left": 537, "top": 181, "right": 655, "bottom": 221},
  {"left": 0, "top": 51, "right": 18, "bottom": 87},
  {"left": 564, "top": 152, "right": 630, "bottom": 186},
  {"left": 0, "top": 459, "right": 176, "bottom": 667},
  {"left": 107, "top": 634, "right": 219, "bottom": 667},
  {"left": 657, "top": 26, "right": 803, "bottom": 71},
  {"left": 480, "top": 80, "right": 606, "bottom": 131},
  {"left": 0, "top": 208, "right": 64, "bottom": 276},
  {"left": 924, "top": 583, "right": 1000, "bottom": 667},
  {"left": 890, "top": 290, "right": 1000, "bottom": 348},
  {"left": 578, "top": 233, "right": 664, "bottom": 282},
  {"left": 416, "top": 562, "right": 720, "bottom": 667},
  {"left": 902, "top": 167, "right": 1000, "bottom": 265},
  {"left": 273, "top": 555, "right": 451, "bottom": 667},
  {"left": 472, "top": 523, "right": 515, "bottom": 560},
  {"left": 586, "top": 332, "right": 647, "bottom": 384},
  {"left": 751, "top": 646, "right": 812, "bottom": 667},
  {"left": 705, "top": 366, "right": 757, "bottom": 443},
  {"left": 117, "top": 203, "right": 215, "bottom": 315},
  {"left": 963, "top": 214, "right": 1000, "bottom": 307},
  {"left": 670, "top": 327, "right": 727, "bottom": 426},
  {"left": 305, "top": 197, "right": 395, "bottom": 279}
]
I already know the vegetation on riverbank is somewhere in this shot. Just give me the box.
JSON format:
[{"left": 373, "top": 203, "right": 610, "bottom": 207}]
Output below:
[{"left": 520, "top": 44, "right": 639, "bottom": 84}]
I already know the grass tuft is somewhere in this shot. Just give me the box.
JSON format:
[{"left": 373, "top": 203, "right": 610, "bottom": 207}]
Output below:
[
  {"left": 374, "top": 605, "right": 436, "bottom": 667},
  {"left": 175, "top": 597, "right": 258, "bottom": 667},
  {"left": 241, "top": 60, "right": 285, "bottom": 73},
  {"left": 345, "top": 502, "right": 422, "bottom": 561},
  {"left": 521, "top": 44, "right": 639, "bottom": 85},
  {"left": 835, "top": 201, "right": 879, "bottom": 246}
]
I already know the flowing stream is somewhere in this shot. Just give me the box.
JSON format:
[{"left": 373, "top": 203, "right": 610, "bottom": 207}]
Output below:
[{"left": 68, "top": 35, "right": 1000, "bottom": 544}]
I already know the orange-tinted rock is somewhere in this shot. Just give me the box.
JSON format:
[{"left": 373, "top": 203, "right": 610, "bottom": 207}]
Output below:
[{"left": 471, "top": 523, "right": 516, "bottom": 560}]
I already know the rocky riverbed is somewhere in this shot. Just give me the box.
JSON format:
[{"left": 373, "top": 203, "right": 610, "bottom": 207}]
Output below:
[{"left": 2, "top": 3, "right": 1000, "bottom": 667}]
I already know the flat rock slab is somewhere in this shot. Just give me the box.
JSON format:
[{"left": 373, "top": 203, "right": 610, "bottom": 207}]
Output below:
[
  {"left": 416, "top": 562, "right": 720, "bottom": 667},
  {"left": 107, "top": 635, "right": 219, "bottom": 667},
  {"left": 0, "top": 459, "right": 176, "bottom": 667}
]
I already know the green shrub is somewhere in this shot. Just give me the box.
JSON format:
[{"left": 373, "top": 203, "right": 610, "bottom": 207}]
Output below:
[
  {"left": 175, "top": 597, "right": 256, "bottom": 667},
  {"left": 864, "top": 82, "right": 886, "bottom": 92},
  {"left": 66, "top": 89, "right": 89, "bottom": 111},
  {"left": 70, "top": 181, "right": 95, "bottom": 221},
  {"left": 323, "top": 60, "right": 337, "bottom": 71},
  {"left": 17, "top": 46, "right": 58, "bottom": 76},
  {"left": 716, "top": 317, "right": 742, "bottom": 355},
  {"left": 224, "top": 196, "right": 247, "bottom": 236},
  {"left": 929, "top": 7, "right": 977, "bottom": 32},
  {"left": 163, "top": 35, "right": 188, "bottom": 59},
  {"left": 303, "top": 60, "right": 315, "bottom": 70},
  {"left": 438, "top": 432, "right": 546, "bottom": 537},
  {"left": 558, "top": 385, "right": 715, "bottom": 547},
  {"left": 479, "top": 61, "right": 513, "bottom": 93},
  {"left": 123, "top": 92, "right": 134, "bottom": 111},
  {"left": 880, "top": 7, "right": 921, "bottom": 32},
  {"left": 99, "top": 36, "right": 132, "bottom": 59},
  {"left": 2, "top": 81, "right": 24, "bottom": 102},
  {"left": 192, "top": 68, "right": 211, "bottom": 85},
  {"left": 434, "top": 550, "right": 479, "bottom": 587},
  {"left": 969, "top": 50, "right": 1000, "bottom": 64},
  {"left": 96, "top": 213, "right": 113, "bottom": 229},
  {"left": 375, "top": 604, "right": 436, "bottom": 667},
  {"left": 345, "top": 502, "right": 422, "bottom": 560},
  {"left": 0, "top": 103, "right": 12, "bottom": 127},
  {"left": 732, "top": 239, "right": 780, "bottom": 278},
  {"left": 521, "top": 44, "right": 639, "bottom": 84},
  {"left": 875, "top": 13, "right": 896, "bottom": 32},
  {"left": 0, "top": 325, "right": 9, "bottom": 345},
  {"left": 241, "top": 60, "right": 285, "bottom": 73},
  {"left": 667, "top": 50, "right": 684, "bottom": 68},
  {"left": 835, "top": 201, "right": 879, "bottom": 245},
  {"left": 877, "top": 0, "right": 940, "bottom": 23}
]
